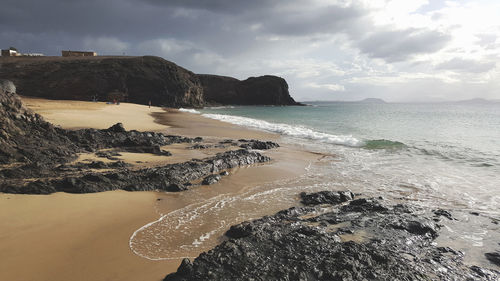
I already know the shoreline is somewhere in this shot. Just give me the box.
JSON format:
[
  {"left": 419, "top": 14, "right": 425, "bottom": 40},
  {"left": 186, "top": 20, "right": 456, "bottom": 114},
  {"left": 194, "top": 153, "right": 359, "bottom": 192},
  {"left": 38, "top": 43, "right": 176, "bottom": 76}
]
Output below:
[{"left": 0, "top": 97, "right": 315, "bottom": 281}]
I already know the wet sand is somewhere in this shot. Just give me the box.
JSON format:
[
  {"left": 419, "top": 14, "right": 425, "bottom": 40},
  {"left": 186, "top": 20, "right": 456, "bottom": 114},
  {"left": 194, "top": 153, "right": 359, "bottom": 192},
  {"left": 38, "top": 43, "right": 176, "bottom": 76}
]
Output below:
[
  {"left": 0, "top": 97, "right": 315, "bottom": 281},
  {"left": 153, "top": 109, "right": 277, "bottom": 140},
  {"left": 0, "top": 191, "right": 175, "bottom": 281}
]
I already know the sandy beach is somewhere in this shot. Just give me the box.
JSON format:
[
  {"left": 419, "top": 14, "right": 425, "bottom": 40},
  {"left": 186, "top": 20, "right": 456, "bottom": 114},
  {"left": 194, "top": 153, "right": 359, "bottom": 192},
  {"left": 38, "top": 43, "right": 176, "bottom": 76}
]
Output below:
[{"left": 0, "top": 97, "right": 315, "bottom": 281}]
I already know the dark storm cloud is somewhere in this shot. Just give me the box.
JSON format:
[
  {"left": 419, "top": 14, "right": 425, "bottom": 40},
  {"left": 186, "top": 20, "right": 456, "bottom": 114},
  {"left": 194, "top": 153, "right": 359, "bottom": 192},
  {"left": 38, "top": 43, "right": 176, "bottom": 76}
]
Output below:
[
  {"left": 141, "top": 0, "right": 282, "bottom": 13},
  {"left": 358, "top": 28, "right": 452, "bottom": 62},
  {"left": 256, "top": 4, "right": 367, "bottom": 37},
  {"left": 1, "top": 0, "right": 450, "bottom": 63}
]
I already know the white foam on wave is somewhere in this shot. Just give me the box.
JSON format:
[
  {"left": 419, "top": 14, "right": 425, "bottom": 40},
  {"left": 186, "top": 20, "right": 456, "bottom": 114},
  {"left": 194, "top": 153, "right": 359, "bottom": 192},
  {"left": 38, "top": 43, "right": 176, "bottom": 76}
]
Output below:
[
  {"left": 202, "top": 113, "right": 363, "bottom": 147},
  {"left": 205, "top": 106, "right": 236, "bottom": 109},
  {"left": 178, "top": 108, "right": 201, "bottom": 114}
]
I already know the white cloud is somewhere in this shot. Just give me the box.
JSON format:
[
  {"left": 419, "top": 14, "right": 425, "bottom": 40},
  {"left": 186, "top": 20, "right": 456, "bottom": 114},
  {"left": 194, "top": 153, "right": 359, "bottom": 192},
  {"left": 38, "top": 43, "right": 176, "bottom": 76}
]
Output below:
[{"left": 308, "top": 82, "right": 346, "bottom": 92}]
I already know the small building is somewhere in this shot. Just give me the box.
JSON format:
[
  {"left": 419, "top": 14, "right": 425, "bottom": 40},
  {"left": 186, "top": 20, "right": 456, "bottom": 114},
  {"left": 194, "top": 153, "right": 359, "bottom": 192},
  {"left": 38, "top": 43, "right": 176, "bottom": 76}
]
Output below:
[
  {"left": 1, "top": 49, "right": 20, "bottom": 57},
  {"left": 61, "top": 50, "right": 97, "bottom": 57},
  {"left": 22, "top": 53, "right": 44, "bottom": 57}
]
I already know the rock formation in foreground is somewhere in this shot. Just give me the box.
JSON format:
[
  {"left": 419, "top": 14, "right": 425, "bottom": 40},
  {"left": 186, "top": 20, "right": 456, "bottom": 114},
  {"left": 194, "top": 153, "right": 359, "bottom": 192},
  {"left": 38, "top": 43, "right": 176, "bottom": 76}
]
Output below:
[
  {"left": 0, "top": 82, "right": 278, "bottom": 194},
  {"left": 198, "top": 74, "right": 301, "bottom": 106},
  {"left": 164, "top": 191, "right": 499, "bottom": 281},
  {"left": 0, "top": 56, "right": 301, "bottom": 107}
]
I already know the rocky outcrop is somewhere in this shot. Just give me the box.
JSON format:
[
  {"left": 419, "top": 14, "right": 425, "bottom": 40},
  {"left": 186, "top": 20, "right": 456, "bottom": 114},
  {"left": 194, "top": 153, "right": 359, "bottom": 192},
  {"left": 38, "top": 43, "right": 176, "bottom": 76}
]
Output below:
[
  {"left": 0, "top": 79, "right": 16, "bottom": 94},
  {"left": 164, "top": 191, "right": 499, "bottom": 281},
  {"left": 1, "top": 149, "right": 270, "bottom": 194},
  {"left": 0, "top": 56, "right": 204, "bottom": 107},
  {"left": 198, "top": 74, "right": 302, "bottom": 106},
  {"left": 0, "top": 88, "right": 197, "bottom": 166},
  {"left": 1, "top": 57, "right": 302, "bottom": 107},
  {"left": 239, "top": 139, "right": 280, "bottom": 150},
  {"left": 1, "top": 88, "right": 276, "bottom": 194},
  {"left": 0, "top": 83, "right": 78, "bottom": 165}
]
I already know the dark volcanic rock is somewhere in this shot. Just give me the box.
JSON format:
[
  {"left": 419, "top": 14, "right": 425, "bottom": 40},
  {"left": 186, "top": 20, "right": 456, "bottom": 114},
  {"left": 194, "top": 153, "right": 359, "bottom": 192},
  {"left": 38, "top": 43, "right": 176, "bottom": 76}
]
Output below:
[
  {"left": 0, "top": 88, "right": 78, "bottom": 165},
  {"left": 198, "top": 74, "right": 302, "bottom": 106},
  {"left": 106, "top": 122, "right": 126, "bottom": 133},
  {"left": 164, "top": 192, "right": 499, "bottom": 281},
  {"left": 0, "top": 56, "right": 204, "bottom": 107},
  {"left": 300, "top": 190, "right": 354, "bottom": 205},
  {"left": 0, "top": 90, "right": 276, "bottom": 194},
  {"left": 0, "top": 79, "right": 16, "bottom": 94},
  {"left": 485, "top": 252, "right": 500, "bottom": 266},
  {"left": 202, "top": 174, "right": 221, "bottom": 185},
  {"left": 239, "top": 139, "right": 280, "bottom": 150},
  {"left": 2, "top": 149, "right": 270, "bottom": 194}
]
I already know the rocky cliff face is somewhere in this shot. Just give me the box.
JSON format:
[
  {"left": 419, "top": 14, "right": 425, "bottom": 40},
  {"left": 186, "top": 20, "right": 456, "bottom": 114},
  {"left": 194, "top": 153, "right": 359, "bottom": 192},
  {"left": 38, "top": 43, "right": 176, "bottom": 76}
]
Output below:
[
  {"left": 0, "top": 79, "right": 78, "bottom": 165},
  {"left": 0, "top": 56, "right": 204, "bottom": 108},
  {"left": 0, "top": 56, "right": 300, "bottom": 107},
  {"left": 198, "top": 74, "right": 301, "bottom": 106}
]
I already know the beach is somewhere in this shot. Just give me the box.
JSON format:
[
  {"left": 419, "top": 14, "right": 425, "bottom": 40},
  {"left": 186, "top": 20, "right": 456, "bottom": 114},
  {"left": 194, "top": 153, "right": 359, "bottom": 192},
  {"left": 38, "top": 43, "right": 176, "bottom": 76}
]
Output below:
[{"left": 0, "top": 97, "right": 315, "bottom": 281}]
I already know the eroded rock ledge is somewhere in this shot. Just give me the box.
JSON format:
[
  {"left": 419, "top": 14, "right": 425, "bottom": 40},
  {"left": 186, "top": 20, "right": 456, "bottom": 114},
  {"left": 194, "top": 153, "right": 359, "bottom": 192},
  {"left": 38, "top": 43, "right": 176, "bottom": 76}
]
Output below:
[
  {"left": 1, "top": 149, "right": 270, "bottom": 194},
  {"left": 0, "top": 87, "right": 277, "bottom": 194},
  {"left": 164, "top": 191, "right": 499, "bottom": 281}
]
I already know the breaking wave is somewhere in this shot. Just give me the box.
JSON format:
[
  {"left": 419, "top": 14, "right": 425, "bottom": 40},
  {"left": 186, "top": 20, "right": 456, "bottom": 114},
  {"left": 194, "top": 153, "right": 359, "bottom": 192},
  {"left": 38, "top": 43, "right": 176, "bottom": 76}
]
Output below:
[
  {"left": 178, "top": 108, "right": 201, "bottom": 114},
  {"left": 202, "top": 113, "right": 364, "bottom": 147}
]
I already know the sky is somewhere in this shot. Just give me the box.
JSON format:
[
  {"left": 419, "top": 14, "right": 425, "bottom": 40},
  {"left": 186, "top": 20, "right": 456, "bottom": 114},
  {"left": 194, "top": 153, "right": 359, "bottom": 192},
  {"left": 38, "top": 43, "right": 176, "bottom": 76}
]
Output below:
[{"left": 1, "top": 0, "right": 499, "bottom": 102}]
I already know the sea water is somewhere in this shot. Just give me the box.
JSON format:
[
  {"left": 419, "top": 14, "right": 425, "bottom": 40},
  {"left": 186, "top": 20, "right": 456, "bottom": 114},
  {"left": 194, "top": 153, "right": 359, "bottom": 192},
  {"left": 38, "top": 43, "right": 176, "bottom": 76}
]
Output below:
[
  {"left": 202, "top": 102, "right": 500, "bottom": 213},
  {"left": 131, "top": 102, "right": 500, "bottom": 267}
]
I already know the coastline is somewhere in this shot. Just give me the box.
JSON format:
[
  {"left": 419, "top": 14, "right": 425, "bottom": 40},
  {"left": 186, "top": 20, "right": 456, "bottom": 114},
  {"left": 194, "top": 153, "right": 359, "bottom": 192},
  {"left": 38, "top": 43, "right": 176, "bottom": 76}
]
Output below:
[{"left": 0, "top": 97, "right": 315, "bottom": 280}]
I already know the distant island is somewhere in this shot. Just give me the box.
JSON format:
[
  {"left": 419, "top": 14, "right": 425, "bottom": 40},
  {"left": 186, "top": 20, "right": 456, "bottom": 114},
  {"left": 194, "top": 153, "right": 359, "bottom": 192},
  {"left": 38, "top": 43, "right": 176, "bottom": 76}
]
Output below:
[
  {"left": 454, "top": 98, "right": 500, "bottom": 104},
  {"left": 302, "top": 98, "right": 388, "bottom": 104},
  {"left": 358, "top": 98, "right": 387, "bottom": 103}
]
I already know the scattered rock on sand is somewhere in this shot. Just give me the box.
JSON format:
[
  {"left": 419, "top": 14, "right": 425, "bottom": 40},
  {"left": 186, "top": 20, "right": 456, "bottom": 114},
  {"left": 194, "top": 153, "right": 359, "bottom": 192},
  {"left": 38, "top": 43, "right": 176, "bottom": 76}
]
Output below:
[
  {"left": 239, "top": 139, "right": 280, "bottom": 150},
  {"left": 300, "top": 190, "right": 354, "bottom": 205},
  {"left": 202, "top": 174, "right": 221, "bottom": 185},
  {"left": 485, "top": 252, "right": 500, "bottom": 266}
]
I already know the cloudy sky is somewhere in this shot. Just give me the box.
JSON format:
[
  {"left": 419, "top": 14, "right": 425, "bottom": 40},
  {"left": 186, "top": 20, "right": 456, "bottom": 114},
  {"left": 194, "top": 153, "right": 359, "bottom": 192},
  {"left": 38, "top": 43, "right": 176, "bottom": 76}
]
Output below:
[{"left": 1, "top": 0, "right": 499, "bottom": 102}]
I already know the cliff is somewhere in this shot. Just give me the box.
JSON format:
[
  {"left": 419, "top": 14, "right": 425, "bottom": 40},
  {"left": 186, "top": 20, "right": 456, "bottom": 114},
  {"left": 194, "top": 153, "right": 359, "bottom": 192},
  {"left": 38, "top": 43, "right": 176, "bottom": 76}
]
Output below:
[
  {"left": 0, "top": 79, "right": 78, "bottom": 165},
  {"left": 198, "top": 74, "right": 301, "bottom": 106},
  {"left": 0, "top": 56, "right": 204, "bottom": 108},
  {"left": 0, "top": 56, "right": 300, "bottom": 107}
]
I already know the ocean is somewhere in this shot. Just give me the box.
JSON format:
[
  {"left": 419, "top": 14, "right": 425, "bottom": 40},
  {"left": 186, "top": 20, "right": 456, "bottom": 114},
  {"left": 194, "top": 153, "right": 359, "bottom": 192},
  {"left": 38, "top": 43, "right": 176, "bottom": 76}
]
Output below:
[
  {"left": 133, "top": 102, "right": 500, "bottom": 267},
  {"left": 201, "top": 102, "right": 500, "bottom": 214}
]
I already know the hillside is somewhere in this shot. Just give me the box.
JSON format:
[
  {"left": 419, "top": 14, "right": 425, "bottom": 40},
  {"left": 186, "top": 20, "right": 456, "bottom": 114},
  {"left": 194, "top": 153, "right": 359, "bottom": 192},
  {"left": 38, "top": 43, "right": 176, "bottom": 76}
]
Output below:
[
  {"left": 198, "top": 74, "right": 301, "bottom": 106},
  {"left": 0, "top": 56, "right": 300, "bottom": 107}
]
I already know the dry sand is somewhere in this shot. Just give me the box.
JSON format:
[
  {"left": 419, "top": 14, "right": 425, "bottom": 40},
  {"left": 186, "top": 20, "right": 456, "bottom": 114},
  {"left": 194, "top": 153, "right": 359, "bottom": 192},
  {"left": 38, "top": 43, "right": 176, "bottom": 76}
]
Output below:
[
  {"left": 22, "top": 96, "right": 167, "bottom": 131},
  {"left": 0, "top": 97, "right": 315, "bottom": 281}
]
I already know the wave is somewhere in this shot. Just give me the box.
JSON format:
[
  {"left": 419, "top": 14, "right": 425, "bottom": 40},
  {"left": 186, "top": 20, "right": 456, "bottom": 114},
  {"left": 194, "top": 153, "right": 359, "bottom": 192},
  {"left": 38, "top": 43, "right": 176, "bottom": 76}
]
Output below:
[
  {"left": 204, "top": 106, "right": 236, "bottom": 109},
  {"left": 202, "top": 113, "right": 364, "bottom": 147},
  {"left": 364, "top": 139, "right": 406, "bottom": 150},
  {"left": 178, "top": 108, "right": 201, "bottom": 114}
]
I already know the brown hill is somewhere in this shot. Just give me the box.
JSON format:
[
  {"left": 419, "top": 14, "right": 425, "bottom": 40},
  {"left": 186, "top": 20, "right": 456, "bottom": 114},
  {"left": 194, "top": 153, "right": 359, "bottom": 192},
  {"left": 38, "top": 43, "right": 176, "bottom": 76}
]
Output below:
[
  {"left": 0, "top": 56, "right": 204, "bottom": 107},
  {"left": 0, "top": 56, "right": 300, "bottom": 107},
  {"left": 198, "top": 74, "right": 301, "bottom": 106}
]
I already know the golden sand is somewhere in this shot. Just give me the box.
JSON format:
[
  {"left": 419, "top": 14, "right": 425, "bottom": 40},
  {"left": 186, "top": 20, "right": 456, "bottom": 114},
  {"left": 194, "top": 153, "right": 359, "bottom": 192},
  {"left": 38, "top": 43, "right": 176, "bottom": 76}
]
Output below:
[
  {"left": 22, "top": 96, "right": 167, "bottom": 131},
  {"left": 0, "top": 97, "right": 315, "bottom": 281}
]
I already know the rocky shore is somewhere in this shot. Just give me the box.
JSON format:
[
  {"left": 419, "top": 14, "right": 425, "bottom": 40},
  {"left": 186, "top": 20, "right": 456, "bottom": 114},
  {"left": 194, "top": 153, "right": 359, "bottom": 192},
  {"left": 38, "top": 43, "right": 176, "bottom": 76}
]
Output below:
[
  {"left": 0, "top": 81, "right": 278, "bottom": 194},
  {"left": 164, "top": 191, "right": 500, "bottom": 281}
]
